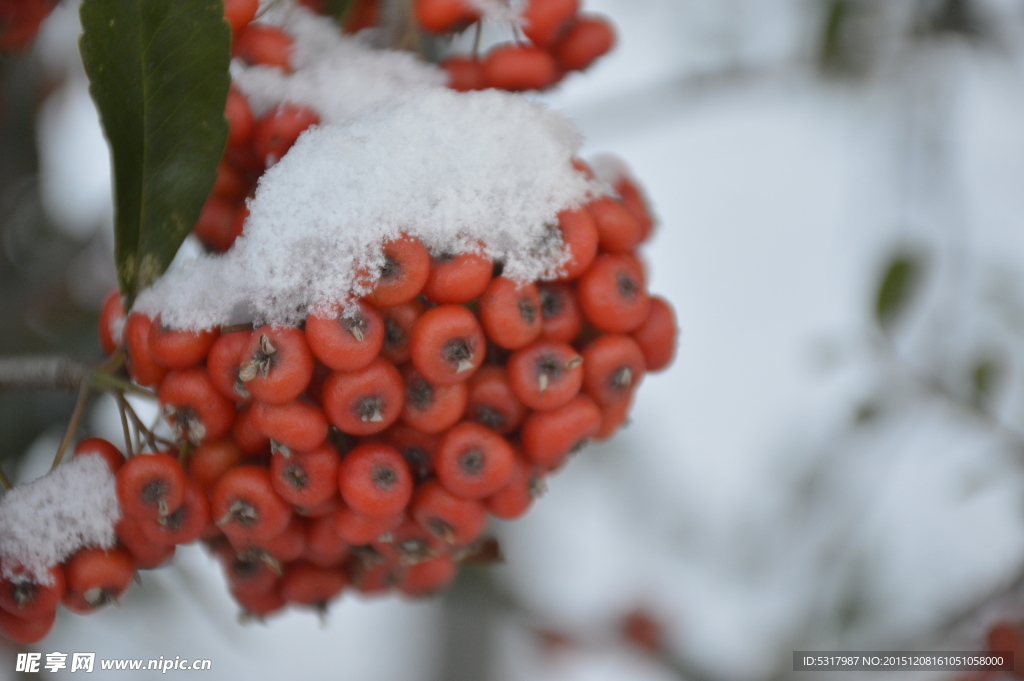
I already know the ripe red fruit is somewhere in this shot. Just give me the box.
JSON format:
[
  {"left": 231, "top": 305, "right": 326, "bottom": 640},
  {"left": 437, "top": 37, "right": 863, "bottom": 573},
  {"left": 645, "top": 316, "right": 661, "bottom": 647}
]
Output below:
[
  {"left": 124, "top": 314, "right": 168, "bottom": 388},
  {"left": 241, "top": 515, "right": 307, "bottom": 563},
  {"left": 0, "top": 607, "right": 56, "bottom": 644},
  {"left": 594, "top": 396, "right": 631, "bottom": 441},
  {"left": 238, "top": 326, "right": 315, "bottom": 405},
  {"left": 195, "top": 196, "right": 244, "bottom": 253},
  {"left": 632, "top": 295, "right": 677, "bottom": 372},
  {"left": 98, "top": 289, "right": 124, "bottom": 355},
  {"left": 398, "top": 556, "right": 457, "bottom": 596},
  {"left": 232, "top": 23, "right": 295, "bottom": 72},
  {"left": 555, "top": 208, "right": 599, "bottom": 280},
  {"left": 577, "top": 254, "right": 651, "bottom": 332},
  {"left": 226, "top": 87, "right": 255, "bottom": 146},
  {"left": 224, "top": 0, "right": 259, "bottom": 34},
  {"left": 305, "top": 300, "right": 385, "bottom": 371},
  {"left": 212, "top": 466, "right": 293, "bottom": 543},
  {"left": 480, "top": 277, "right": 543, "bottom": 350},
  {"left": 207, "top": 330, "right": 253, "bottom": 403},
  {"left": 270, "top": 443, "right": 340, "bottom": 508},
  {"left": 280, "top": 562, "right": 347, "bottom": 606},
  {"left": 159, "top": 368, "right": 236, "bottom": 445},
  {"left": 212, "top": 161, "right": 249, "bottom": 203},
  {"left": 62, "top": 547, "right": 135, "bottom": 614},
  {"left": 252, "top": 399, "right": 329, "bottom": 453},
  {"left": 506, "top": 340, "right": 584, "bottom": 411},
  {"left": 410, "top": 305, "right": 486, "bottom": 385},
  {"left": 483, "top": 44, "right": 559, "bottom": 91},
  {"left": 342, "top": 0, "right": 380, "bottom": 33},
  {"left": 588, "top": 196, "right": 643, "bottom": 254},
  {"left": 537, "top": 282, "right": 583, "bottom": 343},
  {"left": 521, "top": 0, "right": 579, "bottom": 46},
  {"left": 521, "top": 394, "right": 601, "bottom": 469},
  {"left": 138, "top": 479, "right": 212, "bottom": 546},
  {"left": 294, "top": 492, "right": 340, "bottom": 518},
  {"left": 465, "top": 365, "right": 527, "bottom": 434},
  {"left": 322, "top": 357, "right": 405, "bottom": 435},
  {"left": 422, "top": 250, "right": 493, "bottom": 303},
  {"left": 218, "top": 546, "right": 280, "bottom": 597},
  {"left": 383, "top": 424, "right": 439, "bottom": 482},
  {"left": 148, "top": 318, "right": 219, "bottom": 369},
  {"left": 338, "top": 442, "right": 414, "bottom": 518},
  {"left": 232, "top": 405, "right": 271, "bottom": 457},
  {"left": 116, "top": 452, "right": 188, "bottom": 520},
  {"left": 442, "top": 56, "right": 486, "bottom": 92},
  {"left": 367, "top": 235, "right": 431, "bottom": 307},
  {"left": 233, "top": 587, "right": 286, "bottom": 618},
  {"left": 552, "top": 15, "right": 615, "bottom": 72},
  {"left": 434, "top": 422, "right": 516, "bottom": 500},
  {"left": 303, "top": 513, "right": 350, "bottom": 567},
  {"left": 614, "top": 175, "right": 655, "bottom": 241},
  {"left": 415, "top": 0, "right": 480, "bottom": 33},
  {"left": 115, "top": 515, "right": 177, "bottom": 570},
  {"left": 411, "top": 480, "right": 487, "bottom": 545},
  {"left": 400, "top": 366, "right": 468, "bottom": 434},
  {"left": 0, "top": 565, "right": 64, "bottom": 620},
  {"left": 334, "top": 505, "right": 404, "bottom": 545},
  {"left": 581, "top": 334, "right": 646, "bottom": 406},
  {"left": 73, "top": 437, "right": 125, "bottom": 473},
  {"left": 379, "top": 299, "right": 424, "bottom": 365},
  {"left": 486, "top": 454, "right": 544, "bottom": 519},
  {"left": 252, "top": 104, "right": 321, "bottom": 166}
]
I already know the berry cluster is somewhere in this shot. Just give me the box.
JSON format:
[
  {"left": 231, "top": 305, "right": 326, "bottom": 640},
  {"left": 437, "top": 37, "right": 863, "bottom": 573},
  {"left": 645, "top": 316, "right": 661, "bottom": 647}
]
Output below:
[
  {"left": 430, "top": 0, "right": 616, "bottom": 93},
  {"left": 0, "top": 0, "right": 57, "bottom": 54},
  {"left": 86, "top": 155, "right": 678, "bottom": 626}
]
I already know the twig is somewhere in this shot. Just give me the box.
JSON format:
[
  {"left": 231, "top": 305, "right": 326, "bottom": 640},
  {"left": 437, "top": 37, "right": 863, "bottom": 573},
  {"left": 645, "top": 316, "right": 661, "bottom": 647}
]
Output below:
[
  {"left": 115, "top": 393, "right": 134, "bottom": 457},
  {"left": 120, "top": 397, "right": 162, "bottom": 453},
  {"left": 0, "top": 356, "right": 90, "bottom": 391},
  {"left": 51, "top": 382, "right": 90, "bottom": 470}
]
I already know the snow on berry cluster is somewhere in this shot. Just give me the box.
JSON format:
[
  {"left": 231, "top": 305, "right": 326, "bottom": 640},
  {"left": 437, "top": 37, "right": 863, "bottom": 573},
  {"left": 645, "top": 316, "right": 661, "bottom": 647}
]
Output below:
[{"left": 0, "top": 0, "right": 665, "bottom": 646}]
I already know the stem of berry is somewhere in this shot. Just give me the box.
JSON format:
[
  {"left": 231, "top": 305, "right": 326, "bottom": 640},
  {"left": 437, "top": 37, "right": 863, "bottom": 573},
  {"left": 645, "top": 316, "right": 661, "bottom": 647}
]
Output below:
[
  {"left": 0, "top": 356, "right": 90, "bottom": 391},
  {"left": 115, "top": 393, "right": 135, "bottom": 457},
  {"left": 51, "top": 382, "right": 91, "bottom": 471}
]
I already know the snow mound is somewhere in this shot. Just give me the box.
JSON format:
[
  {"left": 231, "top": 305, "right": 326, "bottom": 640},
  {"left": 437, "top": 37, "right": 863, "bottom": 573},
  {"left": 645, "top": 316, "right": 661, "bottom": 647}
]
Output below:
[
  {"left": 0, "top": 455, "right": 120, "bottom": 584},
  {"left": 138, "top": 89, "right": 596, "bottom": 329}
]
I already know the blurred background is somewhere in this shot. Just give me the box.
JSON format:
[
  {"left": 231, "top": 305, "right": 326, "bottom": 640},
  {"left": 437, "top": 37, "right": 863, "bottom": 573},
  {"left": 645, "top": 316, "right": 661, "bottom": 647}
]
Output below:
[{"left": 4, "top": 0, "right": 1024, "bottom": 678}]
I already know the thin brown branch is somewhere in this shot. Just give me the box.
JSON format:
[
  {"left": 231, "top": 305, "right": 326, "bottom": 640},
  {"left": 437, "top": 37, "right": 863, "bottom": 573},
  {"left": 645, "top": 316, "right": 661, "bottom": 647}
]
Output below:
[
  {"left": 115, "top": 393, "right": 134, "bottom": 458},
  {"left": 51, "top": 382, "right": 90, "bottom": 470},
  {"left": 0, "top": 356, "right": 91, "bottom": 392}
]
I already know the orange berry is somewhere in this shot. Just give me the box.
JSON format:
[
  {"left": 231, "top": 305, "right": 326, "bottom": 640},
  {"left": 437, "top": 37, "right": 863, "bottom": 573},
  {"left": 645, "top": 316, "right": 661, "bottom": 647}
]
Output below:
[
  {"left": 552, "top": 14, "right": 615, "bottom": 72},
  {"left": 465, "top": 365, "right": 527, "bottom": 434},
  {"left": 305, "top": 300, "right": 385, "bottom": 372},
  {"left": 632, "top": 295, "right": 677, "bottom": 372},
  {"left": 410, "top": 305, "right": 486, "bottom": 385},
  {"left": 98, "top": 289, "right": 124, "bottom": 355},
  {"left": 483, "top": 44, "right": 559, "bottom": 91},
  {"left": 506, "top": 340, "right": 584, "bottom": 411},
  {"left": 434, "top": 422, "right": 516, "bottom": 500},
  {"left": 233, "top": 23, "right": 295, "bottom": 72},
  {"left": 159, "top": 368, "right": 236, "bottom": 445},
  {"left": 338, "top": 442, "right": 414, "bottom": 518},
  {"left": 367, "top": 235, "right": 431, "bottom": 307},
  {"left": 576, "top": 254, "right": 650, "bottom": 332},
  {"left": 521, "top": 0, "right": 578, "bottom": 46},
  {"left": 400, "top": 365, "right": 468, "bottom": 434},
  {"left": 62, "top": 547, "right": 134, "bottom": 614},
  {"left": 422, "top": 250, "right": 493, "bottom": 303},
  {"left": 581, "top": 334, "right": 646, "bottom": 406},
  {"left": 322, "top": 357, "right": 405, "bottom": 435},
  {"left": 521, "top": 394, "right": 601, "bottom": 469}
]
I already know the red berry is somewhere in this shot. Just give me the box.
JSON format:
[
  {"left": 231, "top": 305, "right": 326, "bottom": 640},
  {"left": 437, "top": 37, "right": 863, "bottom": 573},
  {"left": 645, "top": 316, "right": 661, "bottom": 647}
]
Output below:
[
  {"left": 486, "top": 454, "right": 544, "bottom": 519},
  {"left": 434, "top": 422, "right": 516, "bottom": 500},
  {"left": 506, "top": 340, "right": 584, "bottom": 411},
  {"left": 400, "top": 365, "right": 468, "bottom": 434},
  {"left": 242, "top": 515, "right": 307, "bottom": 563},
  {"left": 415, "top": 0, "right": 480, "bottom": 33},
  {"left": 0, "top": 607, "right": 55, "bottom": 644},
  {"left": 116, "top": 452, "right": 188, "bottom": 519},
  {"left": 367, "top": 235, "right": 431, "bottom": 307},
  {"left": 631, "top": 296, "right": 677, "bottom": 372},
  {"left": 480, "top": 277, "right": 543, "bottom": 350},
  {"left": 148, "top": 317, "right": 219, "bottom": 369},
  {"left": 0, "top": 565, "right": 64, "bottom": 620},
  {"left": 238, "top": 326, "right": 315, "bottom": 405},
  {"left": 588, "top": 196, "right": 643, "bottom": 254},
  {"left": 334, "top": 505, "right": 404, "bottom": 545},
  {"left": 581, "top": 334, "right": 646, "bottom": 406},
  {"left": 252, "top": 399, "right": 329, "bottom": 453},
  {"left": 521, "top": 394, "right": 601, "bottom": 469},
  {"left": 212, "top": 466, "right": 293, "bottom": 543},
  {"left": 211, "top": 160, "right": 249, "bottom": 203},
  {"left": 252, "top": 104, "right": 320, "bottom": 166},
  {"left": 538, "top": 282, "right": 583, "bottom": 343},
  {"left": 124, "top": 314, "right": 168, "bottom": 388},
  {"left": 555, "top": 208, "right": 599, "bottom": 280},
  {"left": 483, "top": 44, "right": 560, "bottom": 91},
  {"left": 577, "top": 254, "right": 651, "bottom": 332},
  {"left": 232, "top": 405, "right": 271, "bottom": 457},
  {"left": 159, "top": 368, "right": 236, "bottom": 445},
  {"left": 521, "top": 0, "right": 579, "bottom": 47},
  {"left": 442, "top": 56, "right": 486, "bottom": 92},
  {"left": 399, "top": 556, "right": 457, "bottom": 596},
  {"left": 615, "top": 176, "right": 655, "bottom": 241},
  {"left": 594, "top": 396, "right": 631, "bottom": 441},
  {"left": 383, "top": 424, "right": 439, "bottom": 482},
  {"left": 322, "top": 357, "right": 405, "bottom": 435},
  {"left": 62, "top": 547, "right": 135, "bottom": 614},
  {"left": 138, "top": 478, "right": 211, "bottom": 546},
  {"left": 226, "top": 87, "right": 255, "bottom": 146},
  {"left": 116, "top": 515, "right": 177, "bottom": 569},
  {"left": 379, "top": 299, "right": 424, "bottom": 365},
  {"left": 338, "top": 442, "right": 414, "bottom": 518},
  {"left": 465, "top": 365, "right": 527, "bottom": 434},
  {"left": 304, "top": 512, "right": 350, "bottom": 567},
  {"left": 270, "top": 443, "right": 340, "bottom": 508},
  {"left": 280, "top": 561, "right": 347, "bottom": 606},
  {"left": 305, "top": 300, "right": 385, "bottom": 372},
  {"left": 207, "top": 330, "right": 253, "bottom": 403},
  {"left": 233, "top": 23, "right": 295, "bottom": 72},
  {"left": 410, "top": 305, "right": 486, "bottom": 385},
  {"left": 233, "top": 586, "right": 286, "bottom": 617},
  {"left": 294, "top": 493, "right": 341, "bottom": 518},
  {"left": 422, "top": 250, "right": 493, "bottom": 303},
  {"left": 73, "top": 437, "right": 125, "bottom": 473},
  {"left": 342, "top": 0, "right": 380, "bottom": 33},
  {"left": 224, "top": 0, "right": 259, "bottom": 34},
  {"left": 98, "top": 289, "right": 124, "bottom": 355},
  {"left": 411, "top": 480, "right": 487, "bottom": 545},
  {"left": 188, "top": 440, "right": 244, "bottom": 495},
  {"left": 552, "top": 15, "right": 615, "bottom": 72},
  {"left": 195, "top": 196, "right": 244, "bottom": 253}
]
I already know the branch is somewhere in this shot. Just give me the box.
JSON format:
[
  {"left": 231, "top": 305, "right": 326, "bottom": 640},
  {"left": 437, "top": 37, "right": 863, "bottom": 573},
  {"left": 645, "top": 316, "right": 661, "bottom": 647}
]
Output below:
[{"left": 0, "top": 356, "right": 92, "bottom": 392}]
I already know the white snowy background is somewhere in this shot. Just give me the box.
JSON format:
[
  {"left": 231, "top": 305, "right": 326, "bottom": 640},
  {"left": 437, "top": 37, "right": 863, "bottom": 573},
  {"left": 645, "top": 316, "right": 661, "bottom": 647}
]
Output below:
[{"left": 5, "top": 0, "right": 1024, "bottom": 679}]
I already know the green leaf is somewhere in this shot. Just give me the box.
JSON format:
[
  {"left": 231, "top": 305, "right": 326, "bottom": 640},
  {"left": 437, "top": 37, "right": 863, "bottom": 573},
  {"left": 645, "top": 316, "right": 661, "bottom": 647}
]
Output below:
[
  {"left": 875, "top": 253, "right": 922, "bottom": 332},
  {"left": 80, "top": 0, "right": 231, "bottom": 306}
]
